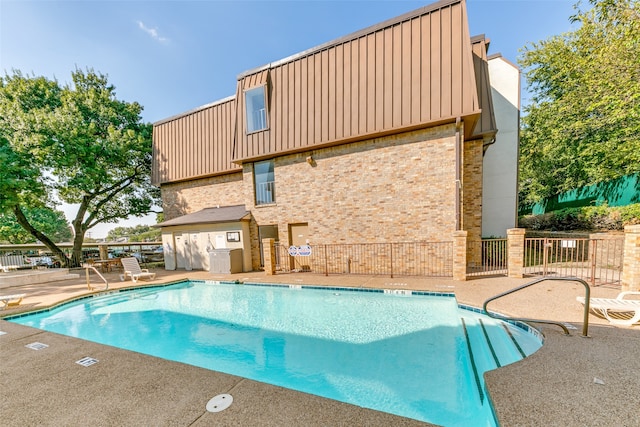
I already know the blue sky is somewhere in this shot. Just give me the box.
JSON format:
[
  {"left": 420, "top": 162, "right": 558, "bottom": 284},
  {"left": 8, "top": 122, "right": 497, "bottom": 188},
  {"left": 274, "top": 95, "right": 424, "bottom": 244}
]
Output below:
[{"left": 0, "top": 0, "right": 581, "bottom": 237}]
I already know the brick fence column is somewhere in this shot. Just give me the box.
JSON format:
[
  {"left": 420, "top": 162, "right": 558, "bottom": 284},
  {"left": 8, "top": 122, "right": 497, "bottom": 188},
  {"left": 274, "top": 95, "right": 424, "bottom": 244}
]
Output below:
[
  {"left": 622, "top": 225, "right": 640, "bottom": 291},
  {"left": 453, "top": 230, "right": 467, "bottom": 281},
  {"left": 262, "top": 238, "right": 276, "bottom": 275},
  {"left": 507, "top": 228, "right": 526, "bottom": 278}
]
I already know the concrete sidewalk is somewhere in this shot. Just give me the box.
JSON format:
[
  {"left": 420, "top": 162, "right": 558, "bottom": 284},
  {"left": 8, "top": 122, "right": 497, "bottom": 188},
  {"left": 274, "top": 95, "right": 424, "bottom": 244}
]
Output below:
[{"left": 1, "top": 269, "right": 639, "bottom": 426}]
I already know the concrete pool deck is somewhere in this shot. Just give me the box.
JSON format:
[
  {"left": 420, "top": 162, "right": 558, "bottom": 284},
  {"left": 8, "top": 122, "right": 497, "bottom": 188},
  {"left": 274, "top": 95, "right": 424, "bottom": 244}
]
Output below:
[{"left": 1, "top": 268, "right": 639, "bottom": 426}]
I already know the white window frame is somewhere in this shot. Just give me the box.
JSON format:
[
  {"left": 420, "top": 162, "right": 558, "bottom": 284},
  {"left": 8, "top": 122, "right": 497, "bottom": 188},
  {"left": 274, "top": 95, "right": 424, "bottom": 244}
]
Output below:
[
  {"left": 254, "top": 160, "right": 275, "bottom": 205},
  {"left": 245, "top": 85, "right": 268, "bottom": 134}
]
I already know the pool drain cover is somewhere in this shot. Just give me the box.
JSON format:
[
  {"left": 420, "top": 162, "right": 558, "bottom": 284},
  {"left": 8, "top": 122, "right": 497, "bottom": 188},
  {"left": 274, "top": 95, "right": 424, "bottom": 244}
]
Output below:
[{"left": 206, "top": 394, "right": 233, "bottom": 412}]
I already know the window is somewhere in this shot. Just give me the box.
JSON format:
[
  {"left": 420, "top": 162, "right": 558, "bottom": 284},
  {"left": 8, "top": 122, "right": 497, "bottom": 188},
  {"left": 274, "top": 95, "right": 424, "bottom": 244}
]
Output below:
[
  {"left": 254, "top": 160, "right": 275, "bottom": 205},
  {"left": 245, "top": 86, "right": 267, "bottom": 133}
]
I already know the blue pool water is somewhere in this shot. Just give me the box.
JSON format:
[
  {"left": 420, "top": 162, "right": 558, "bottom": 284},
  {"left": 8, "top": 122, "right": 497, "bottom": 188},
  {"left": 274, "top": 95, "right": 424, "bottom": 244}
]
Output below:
[{"left": 8, "top": 281, "right": 542, "bottom": 426}]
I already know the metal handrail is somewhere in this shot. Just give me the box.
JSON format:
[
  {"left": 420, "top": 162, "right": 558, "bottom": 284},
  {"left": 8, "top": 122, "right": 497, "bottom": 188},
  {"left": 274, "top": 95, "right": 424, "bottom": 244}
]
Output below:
[
  {"left": 482, "top": 277, "right": 590, "bottom": 337},
  {"left": 84, "top": 265, "right": 109, "bottom": 291}
]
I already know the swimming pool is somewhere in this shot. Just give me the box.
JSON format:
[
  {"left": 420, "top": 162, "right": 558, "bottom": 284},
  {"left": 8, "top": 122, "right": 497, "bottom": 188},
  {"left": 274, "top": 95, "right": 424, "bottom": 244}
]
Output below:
[{"left": 8, "top": 280, "right": 542, "bottom": 426}]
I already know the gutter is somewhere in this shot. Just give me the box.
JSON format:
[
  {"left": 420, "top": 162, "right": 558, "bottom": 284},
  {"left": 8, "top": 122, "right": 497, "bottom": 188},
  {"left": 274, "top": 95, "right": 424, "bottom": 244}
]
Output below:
[{"left": 455, "top": 117, "right": 462, "bottom": 231}]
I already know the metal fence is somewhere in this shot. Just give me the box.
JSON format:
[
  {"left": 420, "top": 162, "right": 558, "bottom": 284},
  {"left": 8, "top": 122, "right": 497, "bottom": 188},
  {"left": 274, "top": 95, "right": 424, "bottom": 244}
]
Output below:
[
  {"left": 467, "top": 238, "right": 508, "bottom": 277},
  {"left": 0, "top": 242, "right": 163, "bottom": 269},
  {"left": 523, "top": 237, "right": 623, "bottom": 286},
  {"left": 275, "top": 242, "right": 453, "bottom": 277}
]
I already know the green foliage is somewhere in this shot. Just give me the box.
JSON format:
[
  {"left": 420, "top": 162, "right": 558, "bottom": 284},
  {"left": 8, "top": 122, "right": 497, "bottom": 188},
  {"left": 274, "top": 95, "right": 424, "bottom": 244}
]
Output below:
[
  {"left": 519, "top": 203, "right": 640, "bottom": 231},
  {"left": 106, "top": 225, "right": 160, "bottom": 242},
  {"left": 0, "top": 208, "right": 72, "bottom": 244},
  {"left": 0, "top": 68, "right": 160, "bottom": 265},
  {"left": 0, "top": 73, "right": 60, "bottom": 211},
  {"left": 519, "top": 0, "right": 640, "bottom": 205}
]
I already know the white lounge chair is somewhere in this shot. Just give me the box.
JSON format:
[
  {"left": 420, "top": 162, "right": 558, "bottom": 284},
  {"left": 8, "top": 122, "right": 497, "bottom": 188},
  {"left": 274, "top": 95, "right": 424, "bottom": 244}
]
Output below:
[
  {"left": 0, "top": 293, "right": 26, "bottom": 309},
  {"left": 577, "top": 292, "right": 640, "bottom": 326},
  {"left": 119, "top": 257, "right": 156, "bottom": 283}
]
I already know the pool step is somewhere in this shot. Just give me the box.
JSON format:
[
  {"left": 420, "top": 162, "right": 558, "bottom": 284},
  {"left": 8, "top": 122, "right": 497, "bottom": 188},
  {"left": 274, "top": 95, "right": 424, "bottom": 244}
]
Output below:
[
  {"left": 461, "top": 314, "right": 531, "bottom": 403},
  {"left": 89, "top": 288, "right": 161, "bottom": 308}
]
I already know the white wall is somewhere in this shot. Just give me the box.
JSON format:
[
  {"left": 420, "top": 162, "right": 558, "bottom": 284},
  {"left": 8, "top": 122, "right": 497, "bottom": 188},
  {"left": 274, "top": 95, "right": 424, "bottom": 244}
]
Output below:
[
  {"left": 161, "top": 222, "right": 251, "bottom": 272},
  {"left": 482, "top": 56, "right": 520, "bottom": 237}
]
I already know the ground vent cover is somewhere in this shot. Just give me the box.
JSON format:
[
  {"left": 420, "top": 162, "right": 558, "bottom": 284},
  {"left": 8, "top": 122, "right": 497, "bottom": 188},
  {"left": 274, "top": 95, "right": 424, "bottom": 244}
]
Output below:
[
  {"left": 76, "top": 357, "right": 99, "bottom": 367},
  {"left": 25, "top": 342, "right": 49, "bottom": 350}
]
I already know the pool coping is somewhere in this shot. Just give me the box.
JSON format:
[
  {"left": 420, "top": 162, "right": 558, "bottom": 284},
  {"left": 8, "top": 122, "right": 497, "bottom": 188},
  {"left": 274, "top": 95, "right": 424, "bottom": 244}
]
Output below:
[
  {"left": 1, "top": 270, "right": 638, "bottom": 427},
  {"left": 3, "top": 278, "right": 544, "bottom": 426}
]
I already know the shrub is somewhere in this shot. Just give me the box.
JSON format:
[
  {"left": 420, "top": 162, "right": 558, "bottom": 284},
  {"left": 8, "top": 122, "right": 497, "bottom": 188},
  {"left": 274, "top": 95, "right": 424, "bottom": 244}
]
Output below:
[{"left": 518, "top": 203, "right": 640, "bottom": 231}]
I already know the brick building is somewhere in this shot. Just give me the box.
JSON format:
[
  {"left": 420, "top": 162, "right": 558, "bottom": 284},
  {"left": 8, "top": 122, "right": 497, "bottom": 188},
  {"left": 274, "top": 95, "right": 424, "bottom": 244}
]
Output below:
[{"left": 152, "top": 0, "right": 519, "bottom": 273}]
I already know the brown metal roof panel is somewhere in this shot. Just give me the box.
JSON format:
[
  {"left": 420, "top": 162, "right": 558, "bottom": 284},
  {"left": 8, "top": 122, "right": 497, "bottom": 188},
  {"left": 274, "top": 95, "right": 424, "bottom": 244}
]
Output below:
[
  {"left": 459, "top": 1, "right": 481, "bottom": 120},
  {"left": 231, "top": 0, "right": 483, "bottom": 162},
  {"left": 152, "top": 97, "right": 240, "bottom": 185},
  {"left": 470, "top": 35, "right": 497, "bottom": 140},
  {"left": 153, "top": 96, "right": 235, "bottom": 126},
  {"left": 237, "top": 0, "right": 464, "bottom": 79},
  {"left": 233, "top": 2, "right": 481, "bottom": 162}
]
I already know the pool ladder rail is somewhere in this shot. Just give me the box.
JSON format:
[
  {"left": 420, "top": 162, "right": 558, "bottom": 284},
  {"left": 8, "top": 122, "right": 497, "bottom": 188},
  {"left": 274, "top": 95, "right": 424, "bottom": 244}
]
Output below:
[
  {"left": 84, "top": 265, "right": 109, "bottom": 291},
  {"left": 482, "top": 277, "right": 590, "bottom": 337}
]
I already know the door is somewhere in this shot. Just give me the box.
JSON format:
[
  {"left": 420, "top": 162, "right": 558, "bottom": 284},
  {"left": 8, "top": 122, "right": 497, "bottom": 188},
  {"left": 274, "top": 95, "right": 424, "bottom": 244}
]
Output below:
[
  {"left": 175, "top": 235, "right": 187, "bottom": 269},
  {"left": 289, "top": 223, "right": 309, "bottom": 246},
  {"left": 190, "top": 233, "right": 204, "bottom": 270},
  {"left": 162, "top": 234, "right": 177, "bottom": 270},
  {"left": 288, "top": 223, "right": 309, "bottom": 270},
  {"left": 182, "top": 233, "right": 193, "bottom": 271}
]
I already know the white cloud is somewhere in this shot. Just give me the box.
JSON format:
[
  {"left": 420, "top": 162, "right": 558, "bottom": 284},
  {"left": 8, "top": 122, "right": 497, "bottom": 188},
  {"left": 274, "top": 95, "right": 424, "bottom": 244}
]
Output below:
[{"left": 137, "top": 20, "right": 169, "bottom": 43}]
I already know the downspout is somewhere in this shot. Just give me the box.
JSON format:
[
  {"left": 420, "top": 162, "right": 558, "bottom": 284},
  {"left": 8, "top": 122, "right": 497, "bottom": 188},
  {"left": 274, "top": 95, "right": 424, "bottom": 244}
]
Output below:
[{"left": 455, "top": 117, "right": 462, "bottom": 231}]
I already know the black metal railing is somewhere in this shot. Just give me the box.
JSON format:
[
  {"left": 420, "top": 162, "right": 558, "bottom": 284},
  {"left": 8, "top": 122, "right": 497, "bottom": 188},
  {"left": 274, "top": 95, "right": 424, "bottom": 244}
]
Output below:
[{"left": 274, "top": 241, "right": 453, "bottom": 277}]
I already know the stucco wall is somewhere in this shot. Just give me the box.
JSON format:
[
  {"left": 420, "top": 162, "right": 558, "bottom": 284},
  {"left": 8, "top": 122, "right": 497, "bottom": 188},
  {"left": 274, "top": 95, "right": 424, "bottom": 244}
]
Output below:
[{"left": 482, "top": 56, "right": 520, "bottom": 237}]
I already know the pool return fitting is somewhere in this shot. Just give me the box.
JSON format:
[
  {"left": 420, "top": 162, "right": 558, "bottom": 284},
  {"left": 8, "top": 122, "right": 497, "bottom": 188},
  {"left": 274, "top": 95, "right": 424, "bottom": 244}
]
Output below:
[{"left": 206, "top": 394, "right": 233, "bottom": 412}]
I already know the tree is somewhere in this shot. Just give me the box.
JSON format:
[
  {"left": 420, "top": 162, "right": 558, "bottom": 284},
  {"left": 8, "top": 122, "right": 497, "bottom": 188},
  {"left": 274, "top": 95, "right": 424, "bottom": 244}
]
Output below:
[
  {"left": 0, "top": 69, "right": 160, "bottom": 266},
  {"left": 0, "top": 208, "right": 72, "bottom": 244},
  {"left": 518, "top": 0, "right": 640, "bottom": 205},
  {"left": 106, "top": 224, "right": 160, "bottom": 242}
]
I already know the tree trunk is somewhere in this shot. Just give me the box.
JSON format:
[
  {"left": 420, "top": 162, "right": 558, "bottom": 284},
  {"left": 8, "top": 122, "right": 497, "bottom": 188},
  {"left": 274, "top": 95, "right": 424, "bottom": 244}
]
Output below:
[
  {"left": 70, "top": 222, "right": 86, "bottom": 268},
  {"left": 12, "top": 205, "right": 71, "bottom": 267}
]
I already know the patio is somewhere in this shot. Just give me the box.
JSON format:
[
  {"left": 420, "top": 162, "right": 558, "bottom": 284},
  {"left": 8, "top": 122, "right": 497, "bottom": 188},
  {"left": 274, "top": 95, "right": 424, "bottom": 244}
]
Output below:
[{"left": 1, "top": 269, "right": 639, "bottom": 426}]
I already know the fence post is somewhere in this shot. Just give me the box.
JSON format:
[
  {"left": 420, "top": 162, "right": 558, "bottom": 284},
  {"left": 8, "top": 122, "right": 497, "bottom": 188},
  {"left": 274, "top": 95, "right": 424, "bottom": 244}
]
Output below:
[
  {"left": 507, "top": 228, "right": 526, "bottom": 278},
  {"left": 390, "top": 243, "right": 394, "bottom": 278},
  {"left": 262, "top": 238, "right": 276, "bottom": 275},
  {"left": 589, "top": 239, "right": 597, "bottom": 287},
  {"left": 622, "top": 225, "right": 640, "bottom": 291},
  {"left": 324, "top": 245, "right": 328, "bottom": 277},
  {"left": 453, "top": 230, "right": 467, "bottom": 281}
]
